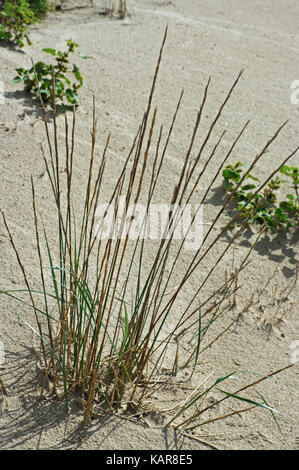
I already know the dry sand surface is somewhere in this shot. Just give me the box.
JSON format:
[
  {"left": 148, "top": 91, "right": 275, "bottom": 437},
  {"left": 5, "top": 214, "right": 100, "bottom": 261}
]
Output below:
[{"left": 0, "top": 0, "right": 299, "bottom": 450}]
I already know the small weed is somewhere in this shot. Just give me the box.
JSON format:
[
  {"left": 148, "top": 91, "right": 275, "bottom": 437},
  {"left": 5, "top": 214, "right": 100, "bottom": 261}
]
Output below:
[
  {"left": 222, "top": 162, "right": 299, "bottom": 230},
  {"left": 13, "top": 39, "right": 88, "bottom": 110}
]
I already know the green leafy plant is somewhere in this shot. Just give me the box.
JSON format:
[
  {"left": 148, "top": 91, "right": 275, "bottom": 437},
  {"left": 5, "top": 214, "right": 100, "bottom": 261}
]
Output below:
[
  {"left": 222, "top": 162, "right": 299, "bottom": 229},
  {"left": 0, "top": 0, "right": 36, "bottom": 46},
  {"left": 28, "top": 0, "right": 49, "bottom": 18},
  {"left": 13, "top": 39, "right": 87, "bottom": 110}
]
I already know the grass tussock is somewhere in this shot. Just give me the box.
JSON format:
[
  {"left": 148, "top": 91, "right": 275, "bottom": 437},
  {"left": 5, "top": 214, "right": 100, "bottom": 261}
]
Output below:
[
  {"left": 1, "top": 28, "right": 298, "bottom": 433},
  {"left": 101, "top": 0, "right": 127, "bottom": 19}
]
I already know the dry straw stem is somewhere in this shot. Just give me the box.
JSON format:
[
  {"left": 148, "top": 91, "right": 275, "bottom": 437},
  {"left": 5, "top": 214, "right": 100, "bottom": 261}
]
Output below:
[
  {"left": 174, "top": 363, "right": 294, "bottom": 431},
  {"left": 1, "top": 27, "right": 298, "bottom": 429},
  {"left": 238, "top": 259, "right": 298, "bottom": 326}
]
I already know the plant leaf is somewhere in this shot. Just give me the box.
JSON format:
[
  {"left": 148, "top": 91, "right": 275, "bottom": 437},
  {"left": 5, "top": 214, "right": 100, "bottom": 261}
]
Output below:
[{"left": 42, "top": 48, "right": 57, "bottom": 56}]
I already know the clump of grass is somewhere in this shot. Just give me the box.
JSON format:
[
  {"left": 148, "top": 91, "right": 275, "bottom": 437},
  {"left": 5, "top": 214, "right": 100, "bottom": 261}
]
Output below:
[
  {"left": 101, "top": 0, "right": 127, "bottom": 19},
  {"left": 1, "top": 28, "right": 298, "bottom": 433}
]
